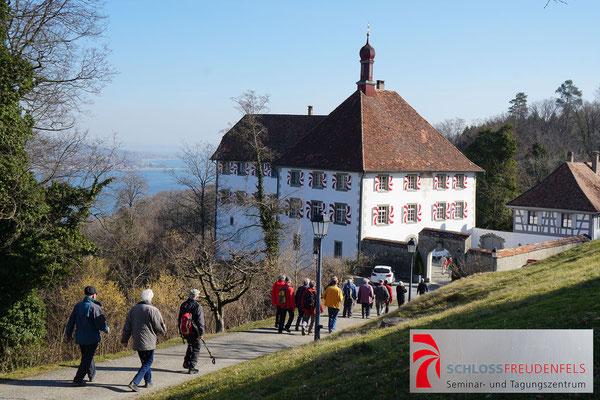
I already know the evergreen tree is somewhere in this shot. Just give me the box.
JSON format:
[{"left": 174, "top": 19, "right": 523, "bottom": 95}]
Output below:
[
  {"left": 508, "top": 92, "right": 528, "bottom": 118},
  {"left": 0, "top": 1, "right": 107, "bottom": 350},
  {"left": 465, "top": 125, "right": 520, "bottom": 231}
]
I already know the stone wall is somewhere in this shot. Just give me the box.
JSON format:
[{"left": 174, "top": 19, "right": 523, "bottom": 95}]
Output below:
[{"left": 360, "top": 237, "right": 412, "bottom": 279}]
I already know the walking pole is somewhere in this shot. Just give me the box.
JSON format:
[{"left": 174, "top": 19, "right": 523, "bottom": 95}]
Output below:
[{"left": 201, "top": 338, "right": 216, "bottom": 364}]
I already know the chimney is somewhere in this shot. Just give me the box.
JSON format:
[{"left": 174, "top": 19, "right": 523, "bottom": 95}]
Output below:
[
  {"left": 567, "top": 151, "right": 574, "bottom": 162},
  {"left": 376, "top": 80, "right": 385, "bottom": 90},
  {"left": 307, "top": 105, "right": 313, "bottom": 116},
  {"left": 593, "top": 151, "right": 599, "bottom": 174}
]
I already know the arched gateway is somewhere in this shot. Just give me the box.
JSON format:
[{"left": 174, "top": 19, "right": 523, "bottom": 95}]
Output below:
[{"left": 417, "top": 228, "right": 471, "bottom": 282}]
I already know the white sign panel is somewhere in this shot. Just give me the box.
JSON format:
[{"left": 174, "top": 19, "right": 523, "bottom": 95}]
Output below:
[{"left": 410, "top": 330, "right": 593, "bottom": 393}]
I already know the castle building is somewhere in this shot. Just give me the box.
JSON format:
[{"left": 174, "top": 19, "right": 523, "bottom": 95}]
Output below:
[{"left": 212, "top": 35, "right": 483, "bottom": 258}]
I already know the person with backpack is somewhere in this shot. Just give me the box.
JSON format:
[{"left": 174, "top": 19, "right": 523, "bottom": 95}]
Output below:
[
  {"left": 65, "top": 286, "right": 110, "bottom": 387},
  {"left": 323, "top": 276, "right": 343, "bottom": 333},
  {"left": 396, "top": 281, "right": 407, "bottom": 306},
  {"left": 178, "top": 289, "right": 205, "bottom": 374},
  {"left": 277, "top": 277, "right": 295, "bottom": 333},
  {"left": 121, "top": 289, "right": 166, "bottom": 392},
  {"left": 271, "top": 274, "right": 286, "bottom": 328},
  {"left": 294, "top": 278, "right": 309, "bottom": 331},
  {"left": 357, "top": 278, "right": 374, "bottom": 319},
  {"left": 342, "top": 278, "right": 357, "bottom": 318},
  {"left": 374, "top": 281, "right": 390, "bottom": 316},
  {"left": 300, "top": 280, "right": 322, "bottom": 335},
  {"left": 383, "top": 280, "right": 394, "bottom": 314}
]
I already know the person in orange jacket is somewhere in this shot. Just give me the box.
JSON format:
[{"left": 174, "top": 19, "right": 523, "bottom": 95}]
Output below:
[{"left": 323, "top": 276, "right": 344, "bottom": 333}]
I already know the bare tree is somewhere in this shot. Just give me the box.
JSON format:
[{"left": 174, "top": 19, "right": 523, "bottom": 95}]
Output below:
[
  {"left": 229, "top": 91, "right": 282, "bottom": 266},
  {"left": 434, "top": 118, "right": 466, "bottom": 143},
  {"left": 113, "top": 171, "right": 148, "bottom": 210},
  {"left": 169, "top": 142, "right": 216, "bottom": 242},
  {"left": 169, "top": 237, "right": 261, "bottom": 333}
]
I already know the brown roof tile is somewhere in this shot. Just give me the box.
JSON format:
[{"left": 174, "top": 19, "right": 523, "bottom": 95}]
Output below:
[
  {"left": 506, "top": 162, "right": 600, "bottom": 212},
  {"left": 278, "top": 90, "right": 483, "bottom": 172},
  {"left": 211, "top": 114, "right": 326, "bottom": 162}
]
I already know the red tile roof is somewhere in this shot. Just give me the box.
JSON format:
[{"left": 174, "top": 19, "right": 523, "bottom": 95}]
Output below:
[
  {"left": 506, "top": 162, "right": 600, "bottom": 212},
  {"left": 278, "top": 90, "right": 483, "bottom": 172},
  {"left": 211, "top": 114, "right": 325, "bottom": 162}
]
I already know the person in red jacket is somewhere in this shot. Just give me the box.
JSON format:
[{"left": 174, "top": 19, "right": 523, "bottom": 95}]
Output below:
[
  {"left": 300, "top": 281, "right": 323, "bottom": 336},
  {"left": 383, "top": 280, "right": 394, "bottom": 314},
  {"left": 277, "top": 277, "right": 295, "bottom": 333},
  {"left": 271, "top": 274, "right": 286, "bottom": 328}
]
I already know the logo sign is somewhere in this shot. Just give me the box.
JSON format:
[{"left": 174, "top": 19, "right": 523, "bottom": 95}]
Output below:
[{"left": 410, "top": 330, "right": 593, "bottom": 393}]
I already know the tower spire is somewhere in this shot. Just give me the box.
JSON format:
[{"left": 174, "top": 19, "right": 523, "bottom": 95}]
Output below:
[{"left": 357, "top": 26, "right": 376, "bottom": 96}]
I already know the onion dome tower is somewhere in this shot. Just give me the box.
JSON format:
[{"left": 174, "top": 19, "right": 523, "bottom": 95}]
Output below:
[{"left": 357, "top": 27, "right": 376, "bottom": 96}]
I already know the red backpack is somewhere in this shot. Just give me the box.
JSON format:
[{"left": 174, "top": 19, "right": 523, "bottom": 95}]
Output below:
[{"left": 180, "top": 312, "right": 193, "bottom": 337}]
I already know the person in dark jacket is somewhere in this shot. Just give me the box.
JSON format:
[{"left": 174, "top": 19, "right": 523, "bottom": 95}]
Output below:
[
  {"left": 342, "top": 278, "right": 357, "bottom": 318},
  {"left": 65, "top": 286, "right": 110, "bottom": 387},
  {"left": 396, "top": 281, "right": 407, "bottom": 306},
  {"left": 294, "top": 278, "right": 309, "bottom": 331},
  {"left": 179, "top": 289, "right": 205, "bottom": 374},
  {"left": 278, "top": 277, "right": 295, "bottom": 333},
  {"left": 417, "top": 278, "right": 429, "bottom": 296},
  {"left": 121, "top": 289, "right": 166, "bottom": 391},
  {"left": 374, "top": 281, "right": 390, "bottom": 316}
]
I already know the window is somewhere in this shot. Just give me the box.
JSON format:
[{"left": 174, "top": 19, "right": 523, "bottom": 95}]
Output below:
[
  {"left": 406, "top": 174, "right": 417, "bottom": 191},
  {"left": 436, "top": 202, "right": 446, "bottom": 221},
  {"left": 455, "top": 201, "right": 464, "bottom": 220},
  {"left": 218, "top": 189, "right": 231, "bottom": 204},
  {"left": 376, "top": 175, "right": 389, "bottom": 191},
  {"left": 334, "top": 241, "right": 343, "bottom": 258},
  {"left": 311, "top": 200, "right": 323, "bottom": 218},
  {"left": 562, "top": 213, "right": 572, "bottom": 228},
  {"left": 289, "top": 198, "right": 302, "bottom": 218},
  {"left": 336, "top": 173, "right": 348, "bottom": 191},
  {"left": 222, "top": 161, "right": 230, "bottom": 175},
  {"left": 406, "top": 204, "right": 417, "bottom": 223},
  {"left": 237, "top": 161, "right": 246, "bottom": 176},
  {"left": 293, "top": 234, "right": 301, "bottom": 251},
  {"left": 456, "top": 174, "right": 465, "bottom": 189},
  {"left": 377, "top": 205, "right": 389, "bottom": 225},
  {"left": 234, "top": 191, "right": 246, "bottom": 205},
  {"left": 435, "top": 174, "right": 446, "bottom": 190},
  {"left": 312, "top": 171, "right": 323, "bottom": 189},
  {"left": 290, "top": 170, "right": 301, "bottom": 186},
  {"left": 528, "top": 211, "right": 538, "bottom": 225},
  {"left": 334, "top": 202, "right": 347, "bottom": 225}
]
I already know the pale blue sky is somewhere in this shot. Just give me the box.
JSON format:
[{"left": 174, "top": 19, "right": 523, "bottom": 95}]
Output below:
[{"left": 79, "top": 0, "right": 600, "bottom": 152}]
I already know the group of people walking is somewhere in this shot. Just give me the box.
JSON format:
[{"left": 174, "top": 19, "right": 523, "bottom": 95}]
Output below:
[
  {"left": 270, "top": 274, "right": 431, "bottom": 334},
  {"left": 65, "top": 286, "right": 205, "bottom": 391}
]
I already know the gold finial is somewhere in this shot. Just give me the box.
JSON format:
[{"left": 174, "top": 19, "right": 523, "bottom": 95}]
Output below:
[{"left": 367, "top": 23, "right": 370, "bottom": 38}]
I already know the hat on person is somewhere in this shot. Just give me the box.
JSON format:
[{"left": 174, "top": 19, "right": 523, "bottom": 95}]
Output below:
[
  {"left": 189, "top": 289, "right": 200, "bottom": 299},
  {"left": 84, "top": 286, "right": 98, "bottom": 296}
]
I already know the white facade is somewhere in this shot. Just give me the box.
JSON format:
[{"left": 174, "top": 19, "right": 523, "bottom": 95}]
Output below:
[
  {"left": 509, "top": 207, "right": 600, "bottom": 240},
  {"left": 215, "top": 160, "right": 478, "bottom": 258}
]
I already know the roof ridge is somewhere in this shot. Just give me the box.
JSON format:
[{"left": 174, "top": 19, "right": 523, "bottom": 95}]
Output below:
[{"left": 566, "top": 163, "right": 598, "bottom": 210}]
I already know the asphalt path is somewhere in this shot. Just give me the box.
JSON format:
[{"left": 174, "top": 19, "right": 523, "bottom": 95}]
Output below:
[{"left": 0, "top": 281, "right": 443, "bottom": 400}]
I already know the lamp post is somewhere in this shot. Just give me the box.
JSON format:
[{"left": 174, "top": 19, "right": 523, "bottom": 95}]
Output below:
[
  {"left": 491, "top": 247, "right": 498, "bottom": 272},
  {"left": 311, "top": 212, "right": 330, "bottom": 341},
  {"left": 407, "top": 238, "right": 416, "bottom": 302}
]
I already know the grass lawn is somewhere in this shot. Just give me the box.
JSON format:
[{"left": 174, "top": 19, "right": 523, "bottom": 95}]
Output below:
[{"left": 147, "top": 240, "right": 600, "bottom": 400}]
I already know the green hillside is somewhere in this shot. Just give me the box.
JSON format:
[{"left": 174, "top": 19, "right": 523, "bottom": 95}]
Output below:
[{"left": 149, "top": 241, "right": 600, "bottom": 400}]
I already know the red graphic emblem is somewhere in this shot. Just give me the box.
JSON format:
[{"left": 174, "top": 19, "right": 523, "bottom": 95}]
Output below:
[{"left": 413, "top": 334, "right": 441, "bottom": 388}]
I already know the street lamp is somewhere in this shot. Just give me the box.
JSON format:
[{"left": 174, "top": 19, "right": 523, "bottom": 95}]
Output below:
[
  {"left": 407, "top": 238, "right": 416, "bottom": 302},
  {"left": 311, "top": 212, "right": 330, "bottom": 341}
]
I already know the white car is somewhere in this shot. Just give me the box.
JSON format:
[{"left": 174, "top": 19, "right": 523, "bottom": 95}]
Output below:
[{"left": 370, "top": 265, "right": 394, "bottom": 284}]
